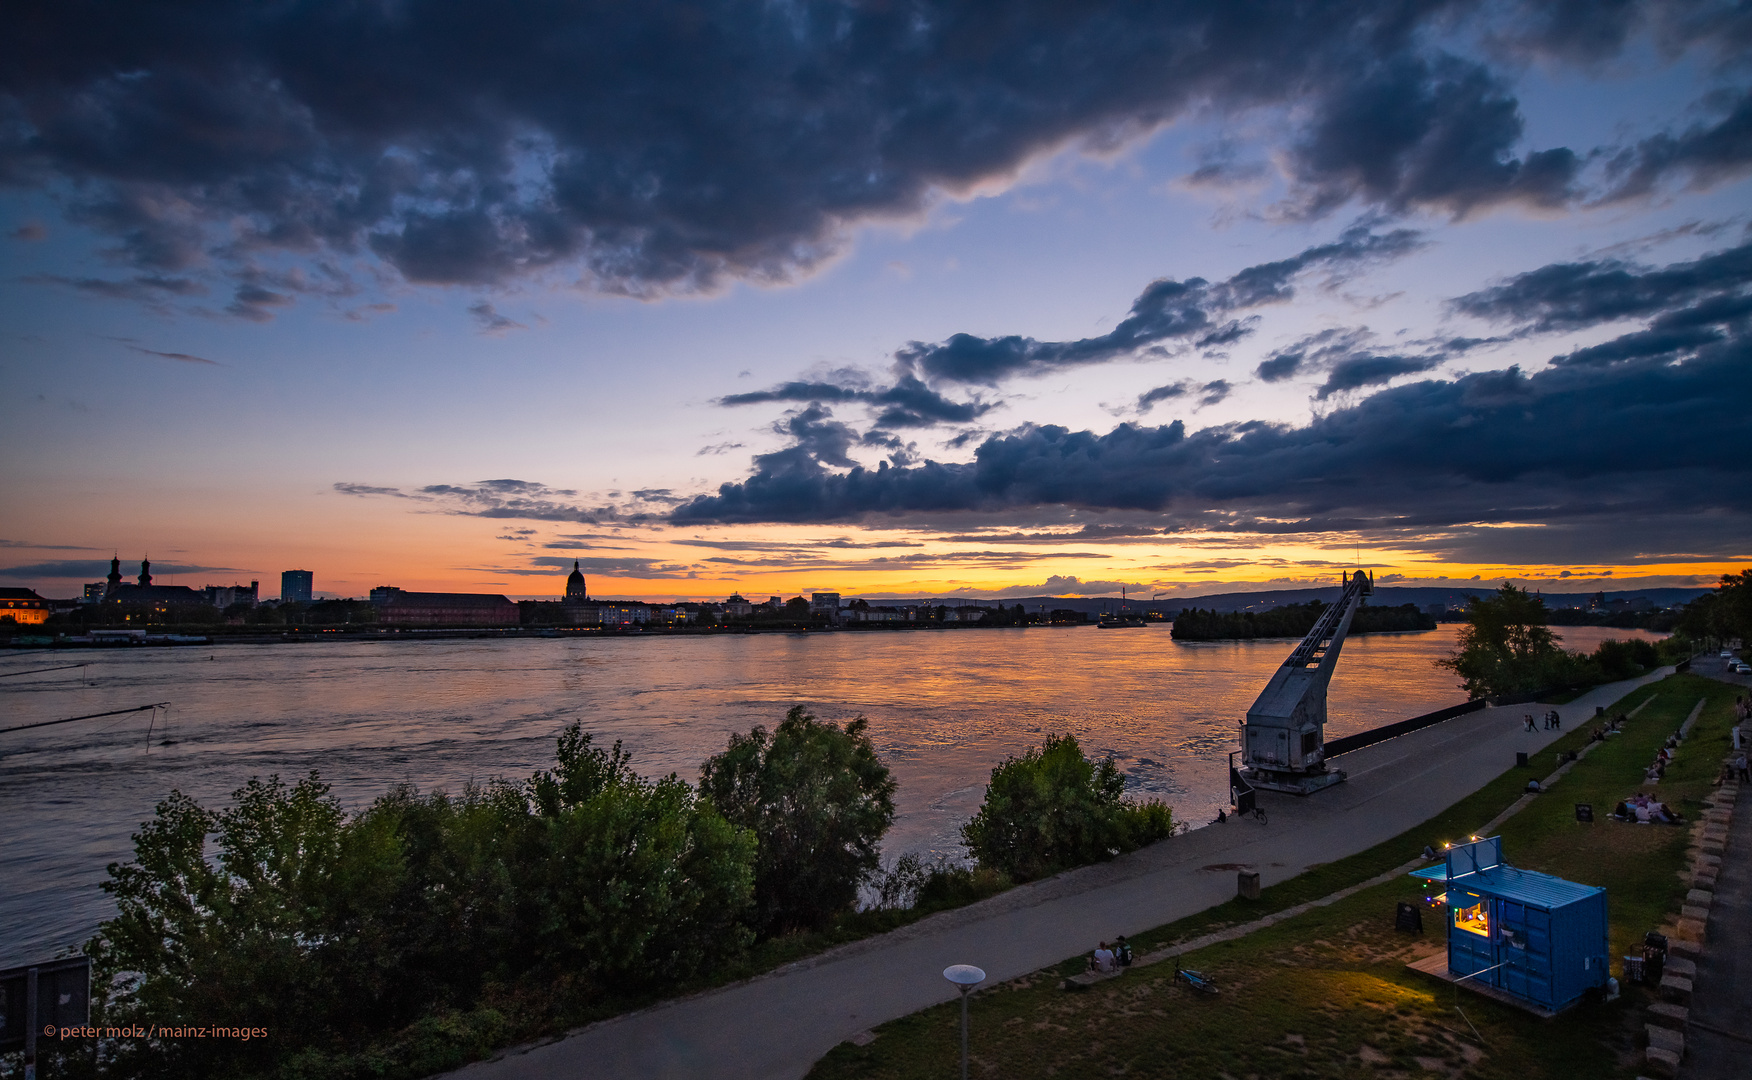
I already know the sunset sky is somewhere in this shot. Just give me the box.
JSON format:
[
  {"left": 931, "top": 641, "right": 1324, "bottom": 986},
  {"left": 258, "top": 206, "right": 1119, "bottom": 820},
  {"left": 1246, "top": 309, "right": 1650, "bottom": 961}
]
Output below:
[{"left": 3, "top": 1, "right": 1749, "bottom": 602}]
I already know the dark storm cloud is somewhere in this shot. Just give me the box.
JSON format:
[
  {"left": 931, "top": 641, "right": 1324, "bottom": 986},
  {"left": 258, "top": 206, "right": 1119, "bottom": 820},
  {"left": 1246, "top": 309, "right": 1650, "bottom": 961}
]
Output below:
[
  {"left": 671, "top": 313, "right": 1752, "bottom": 545},
  {"left": 337, "top": 477, "right": 619, "bottom": 522},
  {"left": 1138, "top": 380, "right": 1231, "bottom": 410},
  {"left": 1315, "top": 353, "right": 1442, "bottom": 398},
  {"left": 13, "top": 0, "right": 1698, "bottom": 309},
  {"left": 893, "top": 225, "right": 1423, "bottom": 386},
  {"left": 1603, "top": 87, "right": 1752, "bottom": 201},
  {"left": 931, "top": 525, "right": 1169, "bottom": 545},
  {"left": 1450, "top": 239, "right": 1752, "bottom": 331},
  {"left": 772, "top": 404, "right": 859, "bottom": 470},
  {"left": 1283, "top": 53, "right": 1581, "bottom": 218},
  {"left": 1254, "top": 353, "right": 1302, "bottom": 382},
  {"left": 720, "top": 375, "right": 990, "bottom": 428},
  {"left": 1138, "top": 382, "right": 1194, "bottom": 408},
  {"left": 1250, "top": 326, "right": 1447, "bottom": 395}
]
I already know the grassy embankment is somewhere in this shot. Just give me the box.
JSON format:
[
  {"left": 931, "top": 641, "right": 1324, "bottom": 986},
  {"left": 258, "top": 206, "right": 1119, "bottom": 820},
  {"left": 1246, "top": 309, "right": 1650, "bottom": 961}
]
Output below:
[{"left": 809, "top": 672, "right": 1740, "bottom": 1080}]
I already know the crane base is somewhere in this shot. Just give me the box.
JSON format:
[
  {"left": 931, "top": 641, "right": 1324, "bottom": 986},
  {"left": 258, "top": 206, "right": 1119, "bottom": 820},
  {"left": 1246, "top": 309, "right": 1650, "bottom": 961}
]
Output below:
[{"left": 1241, "top": 767, "right": 1347, "bottom": 796}]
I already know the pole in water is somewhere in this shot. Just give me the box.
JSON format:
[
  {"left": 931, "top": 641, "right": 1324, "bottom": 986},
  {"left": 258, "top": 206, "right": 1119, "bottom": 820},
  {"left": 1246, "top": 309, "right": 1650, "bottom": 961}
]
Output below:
[{"left": 943, "top": 964, "right": 985, "bottom": 1080}]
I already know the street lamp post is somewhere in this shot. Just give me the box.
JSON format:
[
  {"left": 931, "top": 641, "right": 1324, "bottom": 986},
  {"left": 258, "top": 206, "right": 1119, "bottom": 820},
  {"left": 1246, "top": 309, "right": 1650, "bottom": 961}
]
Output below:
[{"left": 942, "top": 964, "right": 986, "bottom": 1080}]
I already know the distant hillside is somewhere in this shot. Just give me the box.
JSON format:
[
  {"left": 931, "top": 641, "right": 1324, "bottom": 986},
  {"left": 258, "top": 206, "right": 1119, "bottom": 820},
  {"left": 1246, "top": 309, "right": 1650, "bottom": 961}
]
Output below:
[{"left": 853, "top": 586, "right": 1714, "bottom": 617}]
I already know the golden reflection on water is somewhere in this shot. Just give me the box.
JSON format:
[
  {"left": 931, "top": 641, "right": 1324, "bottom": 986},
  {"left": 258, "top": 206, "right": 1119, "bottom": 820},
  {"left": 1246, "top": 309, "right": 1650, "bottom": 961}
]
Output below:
[{"left": 0, "top": 623, "right": 1663, "bottom": 966}]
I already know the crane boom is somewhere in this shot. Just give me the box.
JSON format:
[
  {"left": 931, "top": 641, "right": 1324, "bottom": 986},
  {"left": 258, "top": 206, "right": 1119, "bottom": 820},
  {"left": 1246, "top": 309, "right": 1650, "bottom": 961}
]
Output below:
[{"left": 1240, "top": 569, "right": 1371, "bottom": 794}]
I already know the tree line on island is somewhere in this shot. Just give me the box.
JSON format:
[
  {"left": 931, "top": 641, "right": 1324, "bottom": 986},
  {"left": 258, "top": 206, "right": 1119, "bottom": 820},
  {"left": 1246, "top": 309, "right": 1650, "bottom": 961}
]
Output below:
[
  {"left": 49, "top": 712, "right": 1172, "bottom": 1080},
  {"left": 1168, "top": 599, "right": 1435, "bottom": 641}
]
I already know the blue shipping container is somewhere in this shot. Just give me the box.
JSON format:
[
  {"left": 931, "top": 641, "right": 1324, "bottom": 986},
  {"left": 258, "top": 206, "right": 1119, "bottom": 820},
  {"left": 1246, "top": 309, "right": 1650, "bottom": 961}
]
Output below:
[{"left": 1411, "top": 837, "right": 1609, "bottom": 1012}]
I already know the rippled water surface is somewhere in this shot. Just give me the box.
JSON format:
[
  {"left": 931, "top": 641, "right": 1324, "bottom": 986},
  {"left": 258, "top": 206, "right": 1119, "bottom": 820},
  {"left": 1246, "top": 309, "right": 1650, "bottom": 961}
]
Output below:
[{"left": 0, "top": 623, "right": 1663, "bottom": 966}]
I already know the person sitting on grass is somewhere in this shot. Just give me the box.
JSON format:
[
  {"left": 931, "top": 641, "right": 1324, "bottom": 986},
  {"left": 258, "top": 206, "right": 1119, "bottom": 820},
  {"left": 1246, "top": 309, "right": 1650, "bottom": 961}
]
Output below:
[{"left": 1114, "top": 936, "right": 1133, "bottom": 967}]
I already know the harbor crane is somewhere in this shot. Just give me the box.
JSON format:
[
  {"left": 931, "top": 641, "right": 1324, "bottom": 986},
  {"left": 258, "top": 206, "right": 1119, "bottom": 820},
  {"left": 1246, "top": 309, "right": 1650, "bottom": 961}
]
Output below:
[{"left": 1239, "top": 569, "right": 1372, "bottom": 794}]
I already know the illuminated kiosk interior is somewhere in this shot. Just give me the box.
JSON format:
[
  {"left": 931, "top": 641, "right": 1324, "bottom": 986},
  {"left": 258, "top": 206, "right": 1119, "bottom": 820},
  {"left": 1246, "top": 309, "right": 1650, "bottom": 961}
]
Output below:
[
  {"left": 1410, "top": 836, "right": 1609, "bottom": 1014},
  {"left": 1239, "top": 569, "right": 1371, "bottom": 795}
]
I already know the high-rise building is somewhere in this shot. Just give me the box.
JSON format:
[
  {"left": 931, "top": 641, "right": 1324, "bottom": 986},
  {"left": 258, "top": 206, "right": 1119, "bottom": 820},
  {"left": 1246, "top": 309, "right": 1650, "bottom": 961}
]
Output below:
[{"left": 281, "top": 569, "right": 314, "bottom": 604}]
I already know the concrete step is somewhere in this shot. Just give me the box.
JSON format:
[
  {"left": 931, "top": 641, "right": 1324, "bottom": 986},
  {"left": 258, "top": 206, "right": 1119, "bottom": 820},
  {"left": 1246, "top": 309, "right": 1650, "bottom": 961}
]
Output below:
[
  {"left": 1644, "top": 1046, "right": 1681, "bottom": 1077},
  {"left": 1646, "top": 1023, "right": 1685, "bottom": 1057},
  {"left": 1659, "top": 973, "right": 1694, "bottom": 1004},
  {"left": 1646, "top": 1001, "right": 1689, "bottom": 1029}
]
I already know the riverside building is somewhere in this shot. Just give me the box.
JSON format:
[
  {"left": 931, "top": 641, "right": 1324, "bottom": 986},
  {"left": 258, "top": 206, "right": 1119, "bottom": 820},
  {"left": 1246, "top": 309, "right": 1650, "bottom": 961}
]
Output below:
[{"left": 369, "top": 586, "right": 518, "bottom": 626}]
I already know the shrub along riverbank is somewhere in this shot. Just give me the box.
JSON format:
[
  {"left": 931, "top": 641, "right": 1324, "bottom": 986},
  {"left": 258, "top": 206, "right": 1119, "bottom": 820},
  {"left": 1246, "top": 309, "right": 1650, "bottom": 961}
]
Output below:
[
  {"left": 809, "top": 672, "right": 1739, "bottom": 1080},
  {"left": 14, "top": 714, "right": 1166, "bottom": 1080}
]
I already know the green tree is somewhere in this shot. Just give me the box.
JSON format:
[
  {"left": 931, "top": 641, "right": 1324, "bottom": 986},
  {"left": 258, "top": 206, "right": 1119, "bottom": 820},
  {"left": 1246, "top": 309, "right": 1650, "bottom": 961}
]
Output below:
[
  {"left": 1437, "top": 583, "right": 1574, "bottom": 698},
  {"left": 1671, "top": 570, "right": 1752, "bottom": 652},
  {"left": 90, "top": 774, "right": 360, "bottom": 1077},
  {"left": 699, "top": 706, "right": 896, "bottom": 935},
  {"left": 962, "top": 733, "right": 1173, "bottom": 883},
  {"left": 522, "top": 725, "right": 757, "bottom": 981}
]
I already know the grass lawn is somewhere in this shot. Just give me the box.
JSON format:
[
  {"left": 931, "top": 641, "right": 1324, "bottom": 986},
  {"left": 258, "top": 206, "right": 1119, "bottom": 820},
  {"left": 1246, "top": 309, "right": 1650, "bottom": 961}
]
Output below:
[{"left": 808, "top": 673, "right": 1740, "bottom": 1080}]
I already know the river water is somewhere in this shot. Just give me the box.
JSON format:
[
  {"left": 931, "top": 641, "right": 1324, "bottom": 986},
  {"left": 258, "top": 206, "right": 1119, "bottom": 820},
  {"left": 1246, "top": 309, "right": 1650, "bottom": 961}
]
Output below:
[{"left": 0, "top": 623, "right": 1663, "bottom": 967}]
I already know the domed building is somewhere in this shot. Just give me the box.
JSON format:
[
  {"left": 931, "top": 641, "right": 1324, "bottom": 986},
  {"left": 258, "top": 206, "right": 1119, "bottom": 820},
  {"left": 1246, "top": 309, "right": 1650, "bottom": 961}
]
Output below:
[{"left": 559, "top": 560, "right": 600, "bottom": 623}]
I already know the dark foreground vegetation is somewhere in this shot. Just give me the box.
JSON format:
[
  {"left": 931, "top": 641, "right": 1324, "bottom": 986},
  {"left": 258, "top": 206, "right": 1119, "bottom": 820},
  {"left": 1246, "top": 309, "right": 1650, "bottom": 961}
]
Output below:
[
  {"left": 14, "top": 714, "right": 1166, "bottom": 1080},
  {"left": 1170, "top": 599, "right": 1436, "bottom": 641}
]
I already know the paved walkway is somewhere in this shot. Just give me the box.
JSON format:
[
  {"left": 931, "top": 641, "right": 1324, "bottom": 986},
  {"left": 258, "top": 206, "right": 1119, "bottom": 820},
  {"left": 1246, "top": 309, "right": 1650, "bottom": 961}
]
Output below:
[
  {"left": 1684, "top": 654, "right": 1750, "bottom": 1080},
  {"left": 453, "top": 672, "right": 1669, "bottom": 1080}
]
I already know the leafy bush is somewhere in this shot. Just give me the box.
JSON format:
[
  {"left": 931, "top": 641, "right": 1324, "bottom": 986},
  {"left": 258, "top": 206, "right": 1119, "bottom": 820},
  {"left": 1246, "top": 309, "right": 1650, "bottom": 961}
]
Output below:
[
  {"left": 700, "top": 706, "right": 897, "bottom": 935},
  {"left": 870, "top": 853, "right": 1011, "bottom": 913},
  {"left": 1590, "top": 637, "right": 1660, "bottom": 681},
  {"left": 961, "top": 733, "right": 1173, "bottom": 882}
]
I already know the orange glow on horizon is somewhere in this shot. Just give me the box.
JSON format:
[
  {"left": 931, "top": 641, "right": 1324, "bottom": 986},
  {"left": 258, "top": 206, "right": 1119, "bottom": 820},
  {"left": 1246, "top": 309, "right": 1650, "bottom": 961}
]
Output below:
[{"left": 6, "top": 488, "right": 1743, "bottom": 602}]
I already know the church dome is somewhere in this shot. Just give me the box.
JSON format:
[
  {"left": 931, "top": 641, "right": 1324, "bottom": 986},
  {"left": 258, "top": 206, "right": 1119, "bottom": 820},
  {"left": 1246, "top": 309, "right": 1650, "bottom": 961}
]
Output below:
[{"left": 565, "top": 560, "right": 587, "bottom": 599}]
